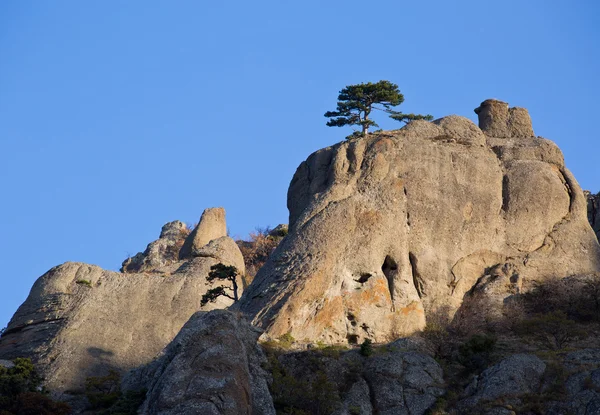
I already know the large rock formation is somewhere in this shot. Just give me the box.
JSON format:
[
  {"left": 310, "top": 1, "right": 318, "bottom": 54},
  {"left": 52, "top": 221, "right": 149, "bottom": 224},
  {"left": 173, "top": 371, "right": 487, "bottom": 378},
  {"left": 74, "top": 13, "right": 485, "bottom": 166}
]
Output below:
[
  {"left": 238, "top": 101, "right": 600, "bottom": 344},
  {"left": 125, "top": 310, "right": 275, "bottom": 415},
  {"left": 0, "top": 209, "right": 244, "bottom": 400}
]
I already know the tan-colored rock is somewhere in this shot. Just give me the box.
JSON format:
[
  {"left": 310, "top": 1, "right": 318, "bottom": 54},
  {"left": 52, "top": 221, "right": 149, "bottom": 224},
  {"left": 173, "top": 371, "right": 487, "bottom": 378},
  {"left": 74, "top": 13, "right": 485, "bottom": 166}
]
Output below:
[
  {"left": 508, "top": 107, "right": 535, "bottom": 137},
  {"left": 474, "top": 99, "right": 534, "bottom": 138},
  {"left": 179, "top": 207, "right": 227, "bottom": 258},
  {"left": 121, "top": 220, "right": 189, "bottom": 273},
  {"left": 238, "top": 106, "right": 600, "bottom": 345},
  {"left": 0, "top": 232, "right": 244, "bottom": 400}
]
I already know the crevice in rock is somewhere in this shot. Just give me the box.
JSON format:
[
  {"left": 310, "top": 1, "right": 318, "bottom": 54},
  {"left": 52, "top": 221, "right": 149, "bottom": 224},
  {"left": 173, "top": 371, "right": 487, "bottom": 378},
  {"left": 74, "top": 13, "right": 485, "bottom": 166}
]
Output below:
[
  {"left": 382, "top": 256, "right": 398, "bottom": 302},
  {"left": 2, "top": 317, "right": 66, "bottom": 336},
  {"left": 347, "top": 312, "right": 358, "bottom": 327},
  {"left": 362, "top": 374, "right": 377, "bottom": 414},
  {"left": 501, "top": 175, "right": 510, "bottom": 212},
  {"left": 347, "top": 334, "right": 359, "bottom": 344},
  {"left": 409, "top": 252, "right": 425, "bottom": 299},
  {"left": 355, "top": 273, "right": 372, "bottom": 284}
]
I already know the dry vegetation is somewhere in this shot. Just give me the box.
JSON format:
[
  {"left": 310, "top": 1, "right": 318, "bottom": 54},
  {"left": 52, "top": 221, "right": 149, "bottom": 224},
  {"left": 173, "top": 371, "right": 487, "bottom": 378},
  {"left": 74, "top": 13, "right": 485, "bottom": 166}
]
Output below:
[
  {"left": 422, "top": 273, "right": 600, "bottom": 414},
  {"left": 236, "top": 226, "right": 286, "bottom": 286}
]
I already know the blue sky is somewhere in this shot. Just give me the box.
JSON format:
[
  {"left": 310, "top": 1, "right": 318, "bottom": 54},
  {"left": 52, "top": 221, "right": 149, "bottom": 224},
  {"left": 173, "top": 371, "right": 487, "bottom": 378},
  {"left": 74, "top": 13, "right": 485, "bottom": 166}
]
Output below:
[{"left": 1, "top": 1, "right": 599, "bottom": 328}]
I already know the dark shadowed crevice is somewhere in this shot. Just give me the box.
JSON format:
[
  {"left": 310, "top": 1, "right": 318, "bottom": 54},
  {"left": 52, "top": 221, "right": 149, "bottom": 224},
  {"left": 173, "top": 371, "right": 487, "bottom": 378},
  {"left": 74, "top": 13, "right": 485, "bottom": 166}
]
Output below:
[
  {"left": 355, "top": 273, "right": 372, "bottom": 284},
  {"left": 501, "top": 175, "right": 510, "bottom": 212},
  {"left": 381, "top": 256, "right": 398, "bottom": 302},
  {"left": 409, "top": 252, "right": 425, "bottom": 299}
]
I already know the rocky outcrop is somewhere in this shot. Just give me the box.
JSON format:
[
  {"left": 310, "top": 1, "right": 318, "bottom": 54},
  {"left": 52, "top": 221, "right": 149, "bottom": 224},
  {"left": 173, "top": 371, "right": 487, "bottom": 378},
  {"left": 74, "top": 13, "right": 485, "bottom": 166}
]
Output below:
[
  {"left": 474, "top": 99, "right": 534, "bottom": 138},
  {"left": 269, "top": 339, "right": 444, "bottom": 415},
  {"left": 125, "top": 310, "right": 275, "bottom": 415},
  {"left": 180, "top": 207, "right": 227, "bottom": 259},
  {"left": 0, "top": 210, "right": 244, "bottom": 400},
  {"left": 458, "top": 354, "right": 546, "bottom": 411},
  {"left": 238, "top": 101, "right": 600, "bottom": 344},
  {"left": 587, "top": 191, "right": 600, "bottom": 240},
  {"left": 121, "top": 221, "right": 189, "bottom": 273}
]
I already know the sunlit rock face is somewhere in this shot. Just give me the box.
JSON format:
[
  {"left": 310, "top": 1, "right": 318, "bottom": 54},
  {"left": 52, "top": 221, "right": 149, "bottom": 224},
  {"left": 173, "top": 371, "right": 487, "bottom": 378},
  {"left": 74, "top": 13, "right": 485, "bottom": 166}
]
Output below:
[
  {"left": 238, "top": 102, "right": 600, "bottom": 345},
  {"left": 0, "top": 209, "right": 244, "bottom": 400}
]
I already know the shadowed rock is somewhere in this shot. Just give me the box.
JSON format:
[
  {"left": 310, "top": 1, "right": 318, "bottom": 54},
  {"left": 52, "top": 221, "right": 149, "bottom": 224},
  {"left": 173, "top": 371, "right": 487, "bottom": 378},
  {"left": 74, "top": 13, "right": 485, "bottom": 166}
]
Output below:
[
  {"left": 124, "top": 310, "right": 275, "bottom": 415},
  {"left": 587, "top": 191, "right": 600, "bottom": 240}
]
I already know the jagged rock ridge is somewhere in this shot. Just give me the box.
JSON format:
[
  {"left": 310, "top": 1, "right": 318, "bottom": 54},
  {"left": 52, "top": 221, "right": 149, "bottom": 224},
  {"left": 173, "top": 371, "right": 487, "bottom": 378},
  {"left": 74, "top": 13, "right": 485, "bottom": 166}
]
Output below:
[
  {"left": 238, "top": 100, "right": 600, "bottom": 344},
  {"left": 0, "top": 208, "right": 244, "bottom": 402}
]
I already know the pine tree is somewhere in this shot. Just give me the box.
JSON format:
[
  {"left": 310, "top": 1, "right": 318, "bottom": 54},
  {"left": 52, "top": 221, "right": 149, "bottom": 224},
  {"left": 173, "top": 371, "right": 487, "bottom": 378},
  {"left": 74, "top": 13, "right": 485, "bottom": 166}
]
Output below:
[
  {"left": 200, "top": 263, "right": 240, "bottom": 306},
  {"left": 324, "top": 80, "right": 432, "bottom": 138}
]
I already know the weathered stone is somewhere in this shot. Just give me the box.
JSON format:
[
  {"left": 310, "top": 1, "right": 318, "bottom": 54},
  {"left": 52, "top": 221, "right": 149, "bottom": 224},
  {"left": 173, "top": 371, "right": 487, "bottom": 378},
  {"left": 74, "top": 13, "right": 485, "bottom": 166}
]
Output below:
[
  {"left": 0, "top": 239, "right": 245, "bottom": 400},
  {"left": 121, "top": 220, "right": 189, "bottom": 273},
  {"left": 273, "top": 345, "right": 443, "bottom": 415},
  {"left": 363, "top": 351, "right": 445, "bottom": 415},
  {"left": 126, "top": 310, "right": 275, "bottom": 415},
  {"left": 0, "top": 359, "right": 14, "bottom": 369},
  {"left": 459, "top": 354, "right": 546, "bottom": 410},
  {"left": 180, "top": 207, "right": 227, "bottom": 259},
  {"left": 474, "top": 99, "right": 534, "bottom": 138},
  {"left": 475, "top": 99, "right": 511, "bottom": 137},
  {"left": 544, "top": 349, "right": 600, "bottom": 414},
  {"left": 238, "top": 106, "right": 600, "bottom": 345},
  {"left": 508, "top": 106, "right": 534, "bottom": 137}
]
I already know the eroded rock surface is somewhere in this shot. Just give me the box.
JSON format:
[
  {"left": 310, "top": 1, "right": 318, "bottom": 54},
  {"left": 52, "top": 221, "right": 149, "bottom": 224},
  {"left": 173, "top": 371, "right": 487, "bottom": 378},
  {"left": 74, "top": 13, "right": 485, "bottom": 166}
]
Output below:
[
  {"left": 270, "top": 342, "right": 444, "bottom": 415},
  {"left": 125, "top": 310, "right": 275, "bottom": 415},
  {"left": 180, "top": 207, "right": 227, "bottom": 259},
  {"left": 458, "top": 354, "right": 546, "bottom": 411},
  {"left": 121, "top": 220, "right": 189, "bottom": 273},
  {"left": 0, "top": 211, "right": 244, "bottom": 399},
  {"left": 238, "top": 102, "right": 600, "bottom": 344}
]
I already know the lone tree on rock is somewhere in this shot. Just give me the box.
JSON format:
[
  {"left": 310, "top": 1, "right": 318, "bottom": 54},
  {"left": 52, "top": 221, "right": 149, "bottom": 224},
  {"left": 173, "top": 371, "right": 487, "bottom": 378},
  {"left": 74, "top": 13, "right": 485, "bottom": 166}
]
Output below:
[
  {"left": 200, "top": 263, "right": 240, "bottom": 307},
  {"left": 324, "top": 80, "right": 433, "bottom": 138}
]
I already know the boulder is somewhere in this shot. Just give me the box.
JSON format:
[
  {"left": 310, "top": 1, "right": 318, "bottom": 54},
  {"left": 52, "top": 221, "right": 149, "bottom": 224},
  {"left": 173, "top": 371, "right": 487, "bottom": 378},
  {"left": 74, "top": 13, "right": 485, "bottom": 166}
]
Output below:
[
  {"left": 363, "top": 350, "right": 445, "bottom": 414},
  {"left": 238, "top": 102, "right": 600, "bottom": 344},
  {"left": 125, "top": 310, "right": 275, "bottom": 415},
  {"left": 271, "top": 344, "right": 443, "bottom": 415},
  {"left": 474, "top": 99, "right": 534, "bottom": 138},
  {"left": 458, "top": 354, "right": 546, "bottom": 410},
  {"left": 0, "top": 220, "right": 244, "bottom": 400},
  {"left": 180, "top": 208, "right": 227, "bottom": 259},
  {"left": 121, "top": 220, "right": 189, "bottom": 273}
]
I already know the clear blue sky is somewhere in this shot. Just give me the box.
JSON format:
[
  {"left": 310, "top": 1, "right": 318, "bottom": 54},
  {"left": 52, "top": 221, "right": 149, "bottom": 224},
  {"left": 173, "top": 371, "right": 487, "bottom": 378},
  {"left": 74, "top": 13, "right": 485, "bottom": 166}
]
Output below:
[{"left": 1, "top": 1, "right": 599, "bottom": 328}]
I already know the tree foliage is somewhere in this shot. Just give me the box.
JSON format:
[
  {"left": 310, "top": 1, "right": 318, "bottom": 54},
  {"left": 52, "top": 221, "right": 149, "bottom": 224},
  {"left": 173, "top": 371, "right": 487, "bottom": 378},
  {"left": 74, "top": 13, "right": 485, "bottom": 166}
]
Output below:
[
  {"left": 200, "top": 263, "right": 240, "bottom": 306},
  {"left": 324, "top": 80, "right": 432, "bottom": 137},
  {"left": 0, "top": 358, "right": 71, "bottom": 415}
]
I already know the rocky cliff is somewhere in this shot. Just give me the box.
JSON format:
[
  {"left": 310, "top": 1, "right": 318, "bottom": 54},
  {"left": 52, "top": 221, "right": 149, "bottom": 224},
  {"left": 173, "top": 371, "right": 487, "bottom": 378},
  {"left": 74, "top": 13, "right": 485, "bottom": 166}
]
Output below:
[
  {"left": 0, "top": 207, "right": 244, "bottom": 401},
  {"left": 238, "top": 99, "right": 600, "bottom": 344}
]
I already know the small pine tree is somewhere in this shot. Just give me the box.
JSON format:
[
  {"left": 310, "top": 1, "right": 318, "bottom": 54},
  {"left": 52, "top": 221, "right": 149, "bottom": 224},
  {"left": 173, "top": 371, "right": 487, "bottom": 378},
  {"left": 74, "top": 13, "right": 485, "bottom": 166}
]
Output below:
[
  {"left": 200, "top": 263, "right": 240, "bottom": 306},
  {"left": 324, "top": 80, "right": 432, "bottom": 138},
  {"left": 360, "top": 338, "right": 373, "bottom": 357}
]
